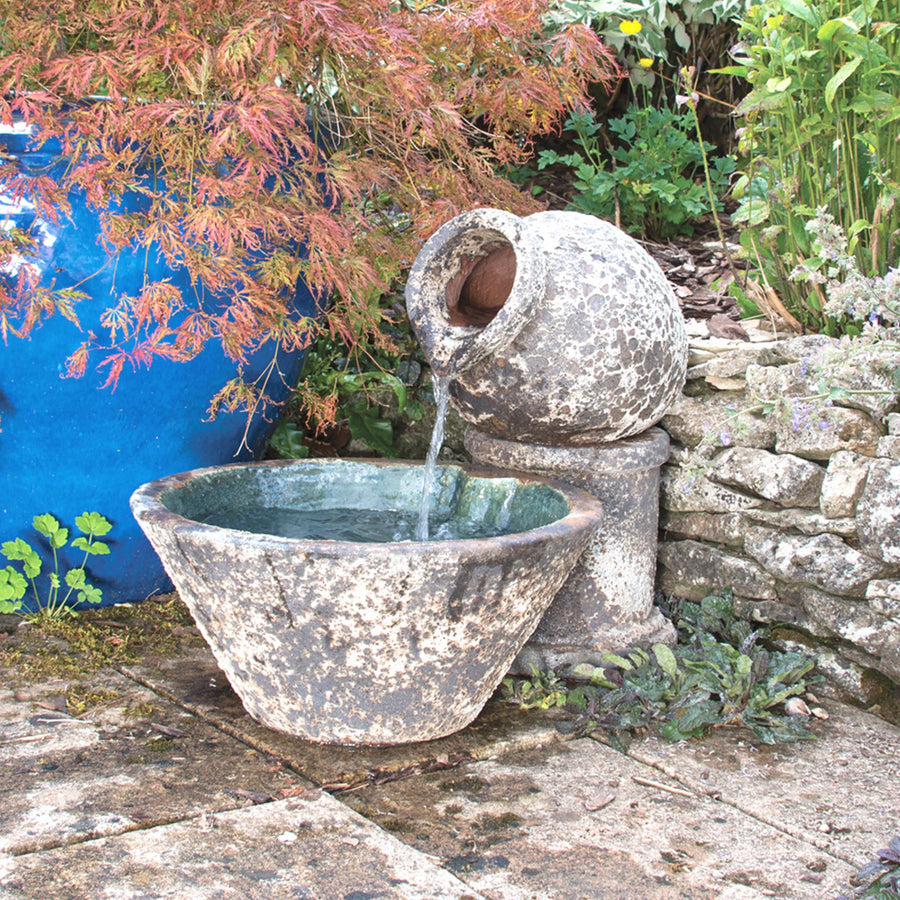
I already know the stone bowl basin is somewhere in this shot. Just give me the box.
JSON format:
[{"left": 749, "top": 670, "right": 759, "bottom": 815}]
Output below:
[{"left": 130, "top": 459, "right": 603, "bottom": 746}]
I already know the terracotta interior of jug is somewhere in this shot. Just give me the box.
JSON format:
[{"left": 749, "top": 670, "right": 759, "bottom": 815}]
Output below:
[{"left": 445, "top": 241, "right": 517, "bottom": 326}]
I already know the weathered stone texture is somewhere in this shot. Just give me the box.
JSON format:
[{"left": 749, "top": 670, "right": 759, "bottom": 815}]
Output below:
[
  {"left": 857, "top": 459, "right": 900, "bottom": 564},
  {"left": 743, "top": 527, "right": 886, "bottom": 598},
  {"left": 661, "top": 393, "right": 775, "bottom": 449},
  {"left": 659, "top": 511, "right": 746, "bottom": 546},
  {"left": 742, "top": 507, "right": 856, "bottom": 537},
  {"left": 709, "top": 447, "right": 824, "bottom": 506},
  {"left": 657, "top": 331, "right": 900, "bottom": 689},
  {"left": 657, "top": 540, "right": 777, "bottom": 601},
  {"left": 819, "top": 450, "right": 872, "bottom": 518},
  {"left": 661, "top": 468, "right": 763, "bottom": 514},
  {"left": 773, "top": 404, "right": 883, "bottom": 460}
]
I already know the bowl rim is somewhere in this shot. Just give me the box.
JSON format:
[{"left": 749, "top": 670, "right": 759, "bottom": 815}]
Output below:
[{"left": 129, "top": 457, "right": 603, "bottom": 554}]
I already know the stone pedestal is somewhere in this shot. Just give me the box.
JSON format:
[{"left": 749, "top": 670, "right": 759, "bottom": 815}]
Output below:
[{"left": 466, "top": 427, "right": 675, "bottom": 671}]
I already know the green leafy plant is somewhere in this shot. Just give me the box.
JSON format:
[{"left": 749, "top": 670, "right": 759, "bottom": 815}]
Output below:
[
  {"left": 838, "top": 837, "right": 900, "bottom": 899},
  {"left": 544, "top": 0, "right": 749, "bottom": 98},
  {"left": 502, "top": 590, "right": 820, "bottom": 748},
  {"left": 1, "top": 512, "right": 112, "bottom": 619},
  {"left": 538, "top": 105, "right": 734, "bottom": 237},
  {"left": 0, "top": 0, "right": 618, "bottom": 421},
  {"left": 721, "top": 0, "right": 900, "bottom": 335},
  {"left": 270, "top": 314, "right": 427, "bottom": 458}
]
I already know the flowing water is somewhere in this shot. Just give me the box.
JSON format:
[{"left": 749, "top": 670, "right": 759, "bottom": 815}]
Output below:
[{"left": 415, "top": 373, "right": 451, "bottom": 541}]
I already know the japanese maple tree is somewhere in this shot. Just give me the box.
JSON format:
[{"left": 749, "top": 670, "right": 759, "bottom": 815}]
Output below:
[{"left": 0, "top": 0, "right": 617, "bottom": 415}]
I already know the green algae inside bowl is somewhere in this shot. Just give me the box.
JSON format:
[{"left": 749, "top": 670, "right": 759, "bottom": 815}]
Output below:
[{"left": 131, "top": 459, "right": 603, "bottom": 746}]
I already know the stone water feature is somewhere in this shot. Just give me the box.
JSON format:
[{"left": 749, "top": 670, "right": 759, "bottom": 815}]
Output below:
[
  {"left": 406, "top": 208, "right": 689, "bottom": 668},
  {"left": 131, "top": 207, "right": 685, "bottom": 746},
  {"left": 131, "top": 459, "right": 602, "bottom": 745}
]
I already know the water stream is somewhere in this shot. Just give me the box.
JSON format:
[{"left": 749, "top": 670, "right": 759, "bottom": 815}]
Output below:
[{"left": 415, "top": 373, "right": 451, "bottom": 541}]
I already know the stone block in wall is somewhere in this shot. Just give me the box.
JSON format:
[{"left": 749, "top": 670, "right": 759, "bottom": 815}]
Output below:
[
  {"left": 857, "top": 459, "right": 900, "bottom": 564},
  {"left": 773, "top": 404, "right": 882, "bottom": 460},
  {"left": 657, "top": 540, "right": 777, "bottom": 601},
  {"left": 686, "top": 344, "right": 788, "bottom": 381},
  {"left": 744, "top": 527, "right": 887, "bottom": 598},
  {"left": 819, "top": 450, "right": 872, "bottom": 518},
  {"left": 866, "top": 580, "right": 900, "bottom": 618},
  {"left": 709, "top": 446, "right": 824, "bottom": 506},
  {"left": 888, "top": 413, "right": 900, "bottom": 435},
  {"left": 742, "top": 507, "right": 856, "bottom": 538},
  {"left": 877, "top": 435, "right": 900, "bottom": 460},
  {"left": 659, "top": 511, "right": 746, "bottom": 547},
  {"left": 660, "top": 393, "right": 775, "bottom": 449},
  {"left": 815, "top": 341, "right": 900, "bottom": 420},
  {"left": 661, "top": 468, "right": 764, "bottom": 514}
]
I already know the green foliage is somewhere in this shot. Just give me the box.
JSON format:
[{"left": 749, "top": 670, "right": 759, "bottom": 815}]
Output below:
[
  {"left": 502, "top": 590, "right": 820, "bottom": 748},
  {"left": 545, "top": 0, "right": 750, "bottom": 86},
  {"left": 270, "top": 314, "right": 426, "bottom": 458},
  {"left": 723, "top": 0, "right": 900, "bottom": 334},
  {"left": 538, "top": 106, "right": 734, "bottom": 237},
  {"left": 1, "top": 513, "right": 112, "bottom": 619},
  {"left": 837, "top": 837, "right": 900, "bottom": 899}
]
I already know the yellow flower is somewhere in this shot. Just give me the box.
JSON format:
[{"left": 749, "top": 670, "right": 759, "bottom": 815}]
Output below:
[
  {"left": 619, "top": 19, "right": 642, "bottom": 35},
  {"left": 638, "top": 57, "right": 654, "bottom": 68}
]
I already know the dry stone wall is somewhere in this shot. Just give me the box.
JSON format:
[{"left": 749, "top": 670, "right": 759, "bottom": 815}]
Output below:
[{"left": 656, "top": 321, "right": 900, "bottom": 696}]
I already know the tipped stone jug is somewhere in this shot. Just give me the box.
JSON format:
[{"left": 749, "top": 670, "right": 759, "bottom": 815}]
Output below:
[{"left": 406, "top": 208, "right": 688, "bottom": 445}]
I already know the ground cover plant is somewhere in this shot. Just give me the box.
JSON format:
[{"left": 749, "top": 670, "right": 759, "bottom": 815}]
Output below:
[
  {"left": 502, "top": 590, "right": 821, "bottom": 748},
  {"left": 0, "top": 0, "right": 617, "bottom": 421},
  {"left": 838, "top": 837, "right": 900, "bottom": 899}
]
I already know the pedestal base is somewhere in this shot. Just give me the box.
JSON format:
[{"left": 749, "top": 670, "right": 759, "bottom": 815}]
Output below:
[{"left": 465, "top": 427, "right": 675, "bottom": 672}]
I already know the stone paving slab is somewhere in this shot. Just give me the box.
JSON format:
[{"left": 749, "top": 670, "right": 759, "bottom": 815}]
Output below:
[
  {"left": 0, "top": 792, "right": 485, "bottom": 900},
  {"left": 621, "top": 700, "right": 900, "bottom": 867},
  {"left": 120, "top": 646, "right": 567, "bottom": 788},
  {"left": 340, "top": 736, "right": 859, "bottom": 900},
  {"left": 0, "top": 671, "right": 312, "bottom": 857}
]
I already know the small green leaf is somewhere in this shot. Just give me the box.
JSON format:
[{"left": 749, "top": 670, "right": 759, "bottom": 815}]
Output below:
[
  {"left": 32, "top": 514, "right": 60, "bottom": 538},
  {"left": 48, "top": 572, "right": 60, "bottom": 589},
  {"left": 0, "top": 567, "right": 27, "bottom": 604},
  {"left": 65, "top": 568, "right": 86, "bottom": 589},
  {"left": 77, "top": 585, "right": 103, "bottom": 605},
  {"left": 824, "top": 57, "right": 863, "bottom": 108},
  {"left": 50, "top": 527, "right": 69, "bottom": 549},
  {"left": 653, "top": 643, "right": 680, "bottom": 679},
  {"left": 75, "top": 512, "right": 112, "bottom": 537},
  {"left": 72, "top": 537, "right": 110, "bottom": 556},
  {"left": 601, "top": 652, "right": 634, "bottom": 671},
  {"left": 2, "top": 539, "right": 41, "bottom": 578}
]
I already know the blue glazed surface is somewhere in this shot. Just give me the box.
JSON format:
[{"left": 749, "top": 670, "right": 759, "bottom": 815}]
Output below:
[{"left": 0, "top": 128, "right": 318, "bottom": 607}]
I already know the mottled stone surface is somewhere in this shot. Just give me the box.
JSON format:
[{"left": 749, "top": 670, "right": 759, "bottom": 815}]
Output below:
[
  {"left": 406, "top": 208, "right": 688, "bottom": 445},
  {"left": 661, "top": 392, "right": 776, "bottom": 449},
  {"left": 773, "top": 403, "right": 883, "bottom": 460},
  {"left": 743, "top": 527, "right": 887, "bottom": 598},
  {"left": 467, "top": 428, "right": 674, "bottom": 668},
  {"left": 819, "top": 450, "right": 872, "bottom": 518},
  {"left": 131, "top": 459, "right": 602, "bottom": 746},
  {"left": 657, "top": 540, "right": 777, "bottom": 601},
  {"left": 709, "top": 447, "right": 824, "bottom": 507},
  {"left": 661, "top": 468, "right": 764, "bottom": 514},
  {"left": 857, "top": 459, "right": 900, "bottom": 563}
]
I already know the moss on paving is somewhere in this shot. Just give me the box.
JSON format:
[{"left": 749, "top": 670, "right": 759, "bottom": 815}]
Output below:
[{"left": 0, "top": 593, "right": 204, "bottom": 686}]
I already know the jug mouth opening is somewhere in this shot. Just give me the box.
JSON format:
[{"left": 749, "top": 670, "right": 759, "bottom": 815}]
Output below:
[
  {"left": 445, "top": 239, "right": 516, "bottom": 328},
  {"left": 406, "top": 208, "right": 545, "bottom": 375}
]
